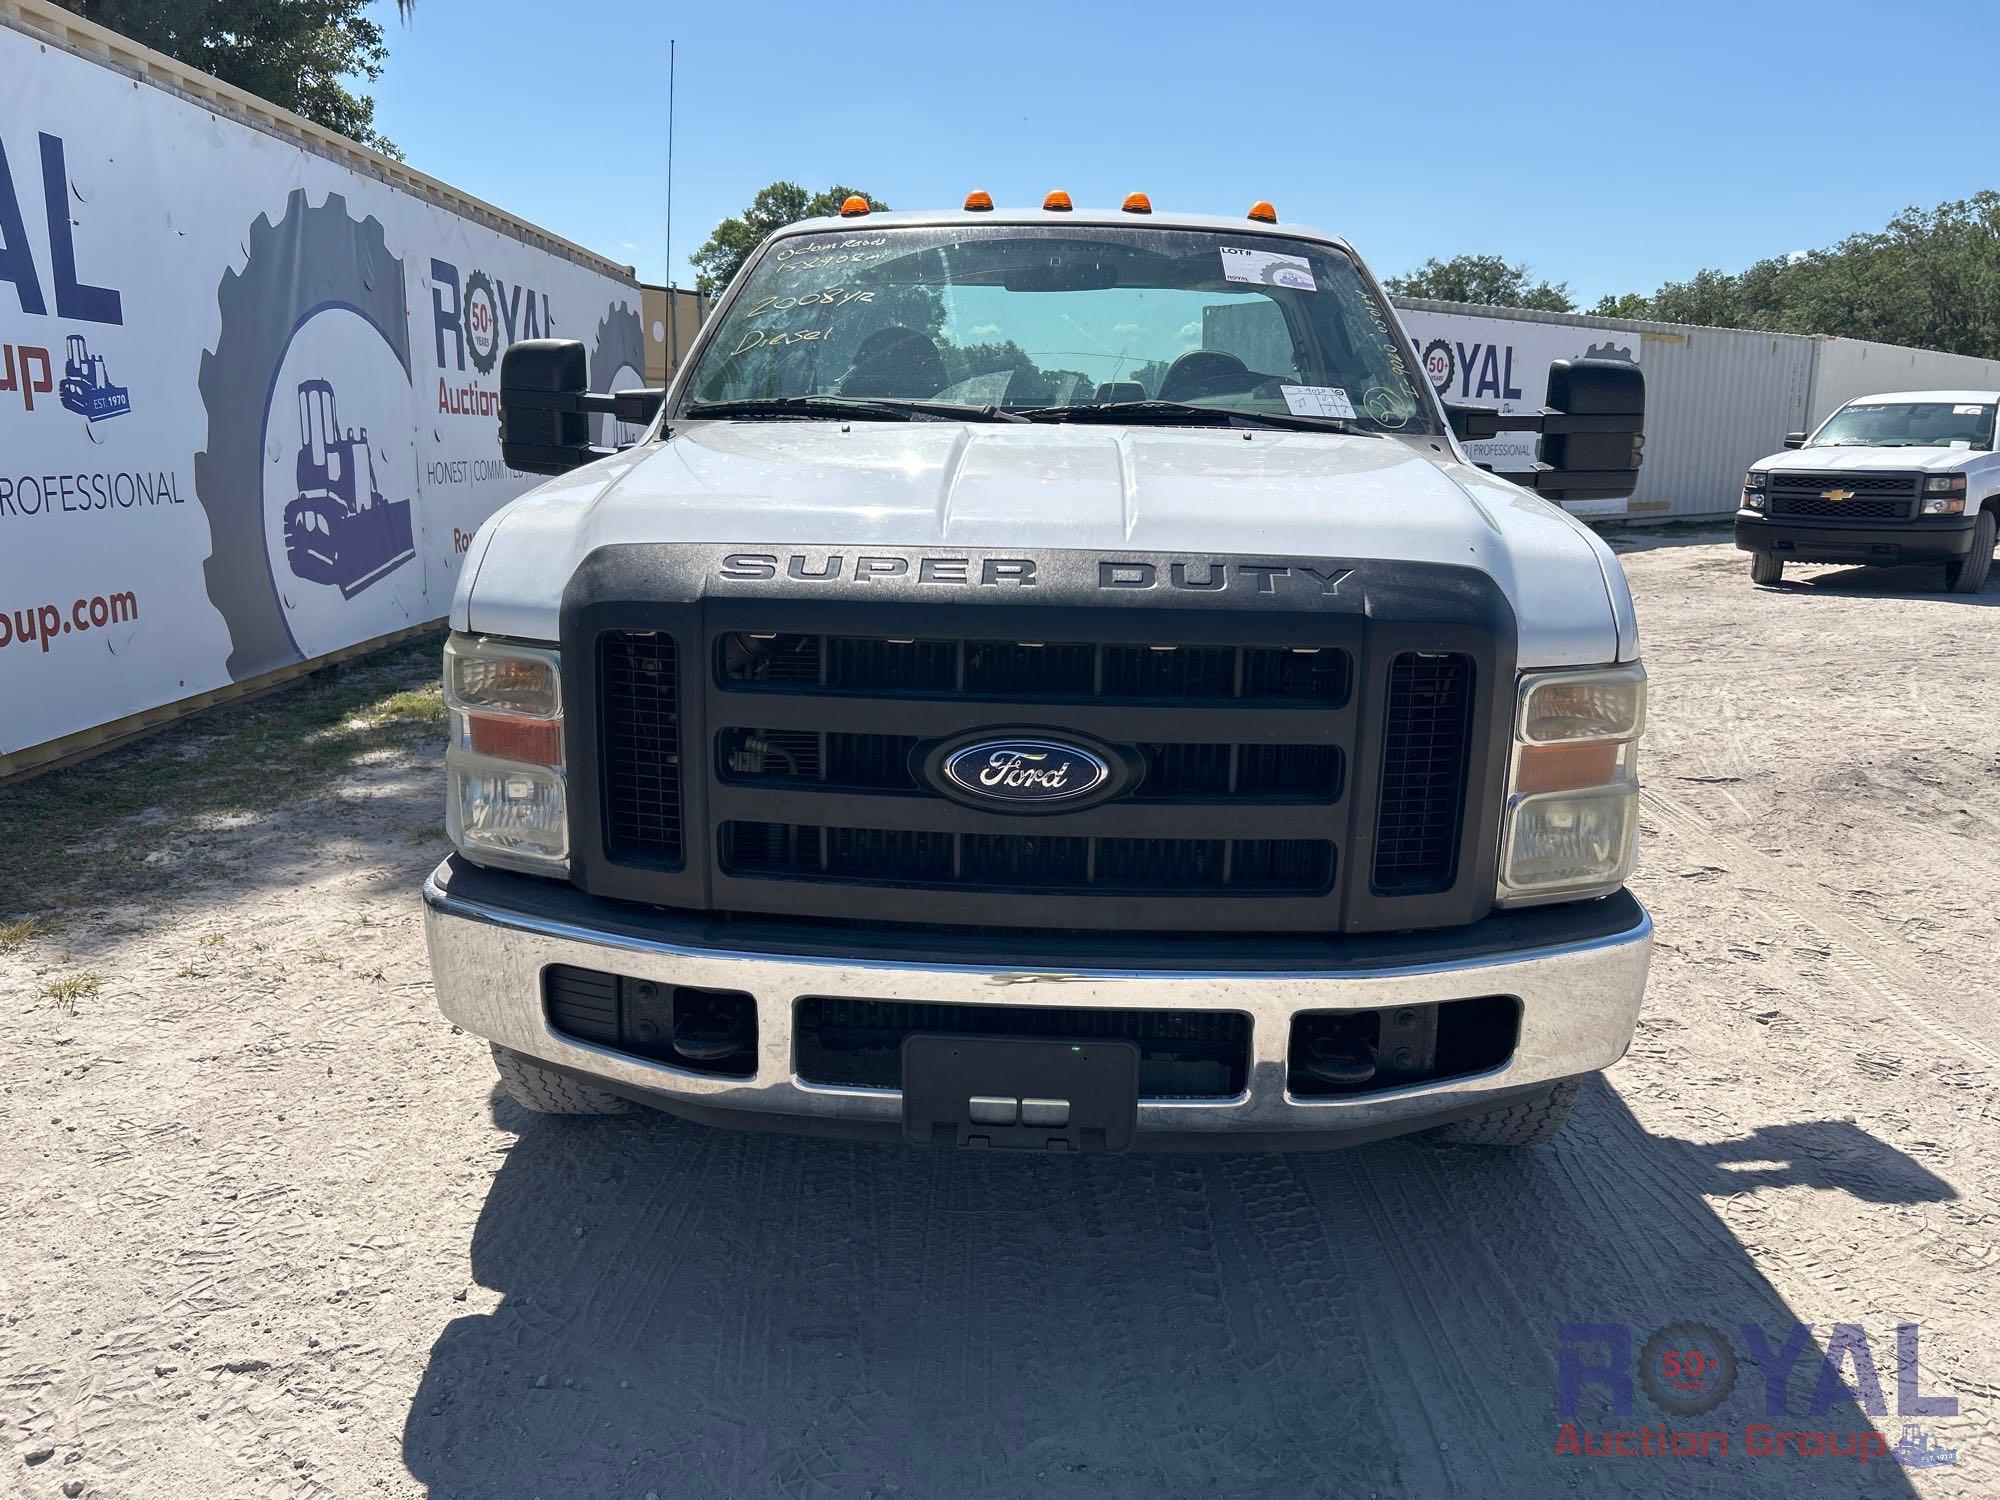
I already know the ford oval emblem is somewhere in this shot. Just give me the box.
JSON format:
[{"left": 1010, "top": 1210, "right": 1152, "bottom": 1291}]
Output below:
[{"left": 935, "top": 736, "right": 1118, "bottom": 809}]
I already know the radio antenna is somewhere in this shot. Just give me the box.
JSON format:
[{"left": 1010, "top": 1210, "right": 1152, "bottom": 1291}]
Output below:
[{"left": 664, "top": 37, "right": 678, "bottom": 373}]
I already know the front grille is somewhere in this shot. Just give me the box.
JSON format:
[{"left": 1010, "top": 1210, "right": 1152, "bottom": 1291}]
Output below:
[
  {"left": 601, "top": 634, "right": 684, "bottom": 864},
  {"left": 1373, "top": 653, "right": 1475, "bottom": 892},
  {"left": 587, "top": 569, "right": 1501, "bottom": 936},
  {"left": 721, "top": 822, "right": 1336, "bottom": 895},
  {"left": 794, "top": 996, "right": 1251, "bottom": 1097},
  {"left": 1768, "top": 472, "right": 1916, "bottom": 521}
]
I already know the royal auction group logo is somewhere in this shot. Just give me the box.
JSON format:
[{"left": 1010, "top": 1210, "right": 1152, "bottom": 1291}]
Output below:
[{"left": 1556, "top": 1319, "right": 1960, "bottom": 1468}]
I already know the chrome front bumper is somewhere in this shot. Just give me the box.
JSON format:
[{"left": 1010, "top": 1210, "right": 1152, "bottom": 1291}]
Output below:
[{"left": 422, "top": 860, "right": 1652, "bottom": 1145}]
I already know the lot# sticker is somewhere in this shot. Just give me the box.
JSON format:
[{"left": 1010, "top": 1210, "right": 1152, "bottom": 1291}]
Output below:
[
  {"left": 1220, "top": 245, "right": 1315, "bottom": 291},
  {"left": 1281, "top": 385, "right": 1356, "bottom": 420}
]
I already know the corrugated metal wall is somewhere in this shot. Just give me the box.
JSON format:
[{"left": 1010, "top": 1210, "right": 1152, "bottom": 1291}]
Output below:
[
  {"left": 1390, "top": 298, "right": 1995, "bottom": 521},
  {"left": 1807, "top": 338, "right": 2000, "bottom": 425}
]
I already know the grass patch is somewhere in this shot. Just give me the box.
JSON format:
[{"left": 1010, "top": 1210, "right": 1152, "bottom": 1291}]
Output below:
[
  {"left": 42, "top": 972, "right": 102, "bottom": 1011},
  {"left": 0, "top": 916, "right": 40, "bottom": 952},
  {"left": 0, "top": 632, "right": 446, "bottom": 917}
]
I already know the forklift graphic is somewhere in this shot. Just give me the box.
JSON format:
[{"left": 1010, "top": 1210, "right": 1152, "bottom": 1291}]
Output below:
[
  {"left": 58, "top": 334, "right": 131, "bottom": 421},
  {"left": 282, "top": 379, "right": 415, "bottom": 598}
]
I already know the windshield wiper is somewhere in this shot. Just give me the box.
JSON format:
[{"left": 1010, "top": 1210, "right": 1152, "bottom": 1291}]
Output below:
[
  {"left": 1014, "top": 399, "right": 1377, "bottom": 436},
  {"left": 684, "top": 396, "right": 1026, "bottom": 424}
]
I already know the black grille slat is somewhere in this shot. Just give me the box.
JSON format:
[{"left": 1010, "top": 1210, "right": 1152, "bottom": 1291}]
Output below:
[
  {"left": 602, "top": 634, "right": 684, "bottom": 865},
  {"left": 1373, "top": 653, "right": 1474, "bottom": 893},
  {"left": 544, "top": 964, "right": 619, "bottom": 1045},
  {"left": 722, "top": 634, "right": 1348, "bottom": 705},
  {"left": 1770, "top": 495, "right": 1910, "bottom": 520},
  {"left": 722, "top": 822, "right": 1333, "bottom": 896}
]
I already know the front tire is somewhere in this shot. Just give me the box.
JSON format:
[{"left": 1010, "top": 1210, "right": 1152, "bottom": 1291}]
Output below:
[
  {"left": 1944, "top": 510, "right": 1996, "bottom": 594},
  {"left": 1749, "top": 553, "right": 1784, "bottom": 586},
  {"left": 490, "top": 1044, "right": 633, "bottom": 1116},
  {"left": 1432, "top": 1079, "right": 1582, "bottom": 1147}
]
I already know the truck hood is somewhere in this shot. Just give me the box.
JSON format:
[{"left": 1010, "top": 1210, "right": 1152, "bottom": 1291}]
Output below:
[
  {"left": 458, "top": 421, "right": 1636, "bottom": 666},
  {"left": 1759, "top": 445, "right": 1990, "bottom": 474}
]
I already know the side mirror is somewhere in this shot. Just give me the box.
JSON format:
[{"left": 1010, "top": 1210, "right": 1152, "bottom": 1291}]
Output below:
[
  {"left": 1447, "top": 357, "right": 1645, "bottom": 502},
  {"left": 499, "top": 338, "right": 665, "bottom": 476},
  {"left": 1782, "top": 431, "right": 1808, "bottom": 449}
]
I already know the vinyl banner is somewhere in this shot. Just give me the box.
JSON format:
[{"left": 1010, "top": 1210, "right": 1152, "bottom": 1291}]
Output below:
[
  {"left": 1393, "top": 306, "right": 1640, "bottom": 515},
  {"left": 0, "top": 27, "right": 641, "bottom": 757}
]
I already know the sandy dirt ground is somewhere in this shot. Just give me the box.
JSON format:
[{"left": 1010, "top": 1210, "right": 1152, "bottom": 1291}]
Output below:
[{"left": 2, "top": 535, "right": 1996, "bottom": 1499}]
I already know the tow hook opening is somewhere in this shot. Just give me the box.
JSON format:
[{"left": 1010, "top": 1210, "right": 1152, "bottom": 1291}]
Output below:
[
  {"left": 1287, "top": 997, "right": 1519, "bottom": 1098},
  {"left": 544, "top": 965, "right": 758, "bottom": 1078}
]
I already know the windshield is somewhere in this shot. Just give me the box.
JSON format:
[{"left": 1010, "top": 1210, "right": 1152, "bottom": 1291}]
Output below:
[
  {"left": 678, "top": 224, "right": 1438, "bottom": 433},
  {"left": 1811, "top": 400, "right": 1996, "bottom": 450}
]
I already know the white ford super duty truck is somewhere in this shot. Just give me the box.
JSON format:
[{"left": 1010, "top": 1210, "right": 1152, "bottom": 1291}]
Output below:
[{"left": 422, "top": 196, "right": 1654, "bottom": 1152}]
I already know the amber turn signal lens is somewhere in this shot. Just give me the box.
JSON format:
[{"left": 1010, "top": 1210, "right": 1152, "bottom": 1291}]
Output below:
[
  {"left": 1247, "top": 200, "right": 1278, "bottom": 223},
  {"left": 839, "top": 195, "right": 870, "bottom": 217},
  {"left": 963, "top": 190, "right": 993, "bottom": 211},
  {"left": 1043, "top": 190, "right": 1073, "bottom": 211},
  {"left": 467, "top": 713, "right": 563, "bottom": 766},
  {"left": 1514, "top": 740, "right": 1620, "bottom": 795},
  {"left": 1122, "top": 192, "right": 1152, "bottom": 214}
]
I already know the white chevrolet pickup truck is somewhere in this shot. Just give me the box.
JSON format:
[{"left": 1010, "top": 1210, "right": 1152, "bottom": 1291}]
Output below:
[
  {"left": 422, "top": 196, "right": 1654, "bottom": 1153},
  {"left": 1737, "top": 390, "right": 1999, "bottom": 593}
]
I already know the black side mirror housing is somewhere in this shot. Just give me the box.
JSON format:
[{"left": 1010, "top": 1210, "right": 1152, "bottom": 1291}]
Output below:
[
  {"left": 1782, "top": 431, "right": 1808, "bottom": 449},
  {"left": 499, "top": 338, "right": 665, "bottom": 476},
  {"left": 1447, "top": 357, "right": 1645, "bottom": 502}
]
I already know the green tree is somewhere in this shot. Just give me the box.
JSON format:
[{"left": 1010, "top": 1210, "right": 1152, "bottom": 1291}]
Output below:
[
  {"left": 59, "top": 1, "right": 414, "bottom": 157},
  {"left": 1384, "top": 253, "right": 1575, "bottom": 312},
  {"left": 691, "top": 182, "right": 890, "bottom": 295},
  {"left": 1621, "top": 192, "right": 2000, "bottom": 357},
  {"left": 1591, "top": 292, "right": 1653, "bottom": 320}
]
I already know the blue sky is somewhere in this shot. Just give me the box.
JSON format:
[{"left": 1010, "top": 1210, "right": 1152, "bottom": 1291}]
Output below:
[{"left": 364, "top": 0, "right": 2000, "bottom": 303}]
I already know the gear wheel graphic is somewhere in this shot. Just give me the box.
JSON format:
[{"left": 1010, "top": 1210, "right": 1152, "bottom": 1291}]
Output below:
[
  {"left": 1420, "top": 338, "right": 1456, "bottom": 395},
  {"left": 195, "top": 190, "right": 411, "bottom": 679},
  {"left": 463, "top": 269, "right": 501, "bottom": 375},
  {"left": 1639, "top": 1320, "right": 1739, "bottom": 1417},
  {"left": 589, "top": 300, "right": 648, "bottom": 447}
]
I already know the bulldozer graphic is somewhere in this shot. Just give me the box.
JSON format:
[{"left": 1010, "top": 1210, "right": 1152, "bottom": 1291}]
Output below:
[
  {"left": 281, "top": 379, "right": 415, "bottom": 598},
  {"left": 58, "top": 333, "right": 131, "bottom": 422}
]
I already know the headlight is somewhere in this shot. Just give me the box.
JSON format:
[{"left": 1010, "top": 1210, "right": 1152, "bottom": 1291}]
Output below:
[
  {"left": 1497, "top": 664, "right": 1644, "bottom": 907},
  {"left": 1742, "top": 470, "right": 1768, "bottom": 511},
  {"left": 443, "top": 634, "right": 568, "bottom": 875},
  {"left": 1922, "top": 475, "right": 1967, "bottom": 514}
]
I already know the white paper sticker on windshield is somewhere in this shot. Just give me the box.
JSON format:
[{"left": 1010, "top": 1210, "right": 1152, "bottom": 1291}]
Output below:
[
  {"left": 1221, "top": 245, "right": 1316, "bottom": 291},
  {"left": 1951, "top": 439, "right": 1972, "bottom": 449},
  {"left": 1281, "top": 385, "right": 1356, "bottom": 420},
  {"left": 1955, "top": 404, "right": 1984, "bottom": 414}
]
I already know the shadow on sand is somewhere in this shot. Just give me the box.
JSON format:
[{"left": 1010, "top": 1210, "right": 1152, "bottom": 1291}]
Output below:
[{"left": 402, "top": 1081, "right": 1952, "bottom": 1498}]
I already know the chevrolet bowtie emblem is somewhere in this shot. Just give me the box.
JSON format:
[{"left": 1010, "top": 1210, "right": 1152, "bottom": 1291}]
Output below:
[{"left": 1820, "top": 488, "right": 1855, "bottom": 502}]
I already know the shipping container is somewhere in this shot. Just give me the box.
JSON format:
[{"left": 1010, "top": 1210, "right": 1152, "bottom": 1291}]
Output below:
[
  {"left": 1807, "top": 337, "right": 2000, "bottom": 425},
  {"left": 1393, "top": 297, "right": 1817, "bottom": 521}
]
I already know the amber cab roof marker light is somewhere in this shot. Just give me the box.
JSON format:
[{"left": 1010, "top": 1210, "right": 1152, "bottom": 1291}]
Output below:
[
  {"left": 1121, "top": 192, "right": 1152, "bottom": 214},
  {"left": 963, "top": 190, "right": 994, "bottom": 212},
  {"left": 1043, "top": 190, "right": 1073, "bottom": 211},
  {"left": 1248, "top": 200, "right": 1278, "bottom": 223},
  {"left": 839, "top": 195, "right": 871, "bottom": 217}
]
